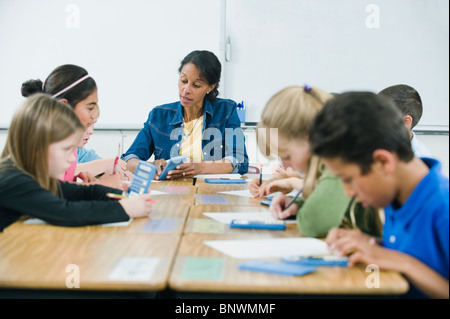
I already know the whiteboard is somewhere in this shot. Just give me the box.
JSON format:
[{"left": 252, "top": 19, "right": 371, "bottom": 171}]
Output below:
[
  {"left": 1, "top": 0, "right": 448, "bottom": 131},
  {"left": 224, "top": 0, "right": 449, "bottom": 130},
  {"left": 0, "top": 0, "right": 223, "bottom": 128}
]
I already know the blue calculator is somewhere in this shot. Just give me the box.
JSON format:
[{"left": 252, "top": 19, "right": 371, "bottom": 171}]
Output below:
[
  {"left": 158, "top": 155, "right": 187, "bottom": 180},
  {"left": 205, "top": 178, "right": 246, "bottom": 184},
  {"left": 127, "top": 161, "right": 157, "bottom": 197},
  {"left": 281, "top": 256, "right": 349, "bottom": 266},
  {"left": 260, "top": 200, "right": 272, "bottom": 206},
  {"left": 230, "top": 219, "right": 286, "bottom": 230}
]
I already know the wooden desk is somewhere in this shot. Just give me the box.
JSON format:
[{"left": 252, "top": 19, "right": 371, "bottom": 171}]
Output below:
[
  {"left": 169, "top": 233, "right": 409, "bottom": 296},
  {"left": 184, "top": 204, "right": 301, "bottom": 237},
  {"left": 195, "top": 182, "right": 262, "bottom": 206},
  {"left": 170, "top": 202, "right": 409, "bottom": 297},
  {"left": 0, "top": 231, "right": 179, "bottom": 292},
  {"left": 151, "top": 178, "right": 194, "bottom": 188},
  {"left": 4, "top": 193, "right": 191, "bottom": 235}
]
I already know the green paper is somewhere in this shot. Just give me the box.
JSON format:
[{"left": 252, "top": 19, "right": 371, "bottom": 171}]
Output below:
[
  {"left": 181, "top": 257, "right": 224, "bottom": 281},
  {"left": 191, "top": 219, "right": 226, "bottom": 234}
]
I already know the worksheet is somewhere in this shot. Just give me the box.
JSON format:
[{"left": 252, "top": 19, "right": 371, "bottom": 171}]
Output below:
[{"left": 204, "top": 238, "right": 330, "bottom": 259}]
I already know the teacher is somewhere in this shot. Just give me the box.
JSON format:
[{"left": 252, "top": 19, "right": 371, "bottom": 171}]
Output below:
[{"left": 122, "top": 50, "right": 249, "bottom": 179}]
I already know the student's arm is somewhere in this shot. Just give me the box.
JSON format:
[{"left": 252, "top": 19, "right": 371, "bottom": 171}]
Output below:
[
  {"left": 0, "top": 172, "right": 129, "bottom": 227},
  {"left": 258, "top": 177, "right": 304, "bottom": 198},
  {"left": 249, "top": 173, "right": 292, "bottom": 197},
  {"left": 76, "top": 158, "right": 115, "bottom": 176},
  {"left": 327, "top": 228, "right": 449, "bottom": 299}
]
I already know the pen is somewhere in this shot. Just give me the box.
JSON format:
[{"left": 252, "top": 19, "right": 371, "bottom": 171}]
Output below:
[
  {"left": 106, "top": 193, "right": 156, "bottom": 203},
  {"left": 259, "top": 163, "right": 263, "bottom": 186},
  {"left": 112, "top": 143, "right": 120, "bottom": 174}
]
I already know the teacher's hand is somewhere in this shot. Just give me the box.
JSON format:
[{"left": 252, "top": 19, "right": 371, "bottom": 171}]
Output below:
[
  {"left": 153, "top": 159, "right": 167, "bottom": 180},
  {"left": 166, "top": 162, "right": 200, "bottom": 179}
]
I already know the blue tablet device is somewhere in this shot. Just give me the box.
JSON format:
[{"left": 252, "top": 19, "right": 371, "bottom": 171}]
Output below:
[
  {"left": 239, "top": 260, "right": 316, "bottom": 276},
  {"left": 260, "top": 200, "right": 272, "bottom": 206},
  {"left": 230, "top": 219, "right": 286, "bottom": 230},
  {"left": 205, "top": 178, "right": 246, "bottom": 184},
  {"left": 281, "top": 256, "right": 349, "bottom": 266},
  {"left": 158, "top": 155, "right": 187, "bottom": 180}
]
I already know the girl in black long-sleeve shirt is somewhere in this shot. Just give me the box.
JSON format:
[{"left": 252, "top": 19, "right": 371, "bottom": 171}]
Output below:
[{"left": 0, "top": 93, "right": 152, "bottom": 232}]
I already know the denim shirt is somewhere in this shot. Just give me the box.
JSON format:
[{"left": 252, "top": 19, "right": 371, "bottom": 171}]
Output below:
[{"left": 122, "top": 98, "right": 249, "bottom": 174}]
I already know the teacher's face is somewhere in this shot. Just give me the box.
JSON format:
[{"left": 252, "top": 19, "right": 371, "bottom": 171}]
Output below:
[{"left": 178, "top": 63, "right": 215, "bottom": 110}]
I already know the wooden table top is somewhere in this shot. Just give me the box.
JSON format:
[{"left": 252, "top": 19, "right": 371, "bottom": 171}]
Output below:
[
  {"left": 0, "top": 231, "right": 179, "bottom": 291},
  {"left": 169, "top": 233, "right": 409, "bottom": 295}
]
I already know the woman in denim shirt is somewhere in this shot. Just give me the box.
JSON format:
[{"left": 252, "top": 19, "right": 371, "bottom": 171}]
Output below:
[{"left": 122, "top": 50, "right": 248, "bottom": 178}]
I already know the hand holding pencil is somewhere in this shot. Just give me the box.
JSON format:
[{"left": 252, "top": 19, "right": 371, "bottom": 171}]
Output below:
[
  {"left": 269, "top": 188, "right": 303, "bottom": 220},
  {"left": 110, "top": 144, "right": 133, "bottom": 181}
]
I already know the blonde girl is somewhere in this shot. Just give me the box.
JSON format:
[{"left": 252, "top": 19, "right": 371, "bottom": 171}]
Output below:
[
  {"left": 258, "top": 85, "right": 381, "bottom": 238},
  {"left": 0, "top": 94, "right": 152, "bottom": 232}
]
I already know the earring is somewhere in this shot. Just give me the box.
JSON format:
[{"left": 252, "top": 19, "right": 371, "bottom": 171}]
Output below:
[{"left": 206, "top": 91, "right": 210, "bottom": 94}]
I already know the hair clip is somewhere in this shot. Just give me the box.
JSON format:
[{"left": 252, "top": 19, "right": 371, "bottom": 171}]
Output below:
[{"left": 304, "top": 84, "right": 312, "bottom": 93}]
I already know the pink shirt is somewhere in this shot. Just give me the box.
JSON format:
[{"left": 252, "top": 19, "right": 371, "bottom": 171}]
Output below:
[{"left": 60, "top": 149, "right": 77, "bottom": 182}]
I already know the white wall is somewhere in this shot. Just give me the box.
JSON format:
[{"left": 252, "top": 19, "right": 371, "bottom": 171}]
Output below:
[
  {"left": 1, "top": 129, "right": 447, "bottom": 177},
  {"left": 0, "top": 0, "right": 223, "bottom": 129},
  {"left": 225, "top": 0, "right": 449, "bottom": 130}
]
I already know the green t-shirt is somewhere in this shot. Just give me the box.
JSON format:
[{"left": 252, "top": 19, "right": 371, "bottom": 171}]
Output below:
[
  {"left": 295, "top": 167, "right": 350, "bottom": 237},
  {"left": 294, "top": 166, "right": 382, "bottom": 238}
]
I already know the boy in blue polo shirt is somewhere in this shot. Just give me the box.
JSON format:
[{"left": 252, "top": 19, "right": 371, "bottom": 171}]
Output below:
[{"left": 309, "top": 92, "right": 449, "bottom": 298}]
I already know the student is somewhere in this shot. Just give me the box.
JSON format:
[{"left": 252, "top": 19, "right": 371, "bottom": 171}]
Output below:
[
  {"left": 249, "top": 165, "right": 304, "bottom": 198},
  {"left": 75, "top": 105, "right": 133, "bottom": 181},
  {"left": 122, "top": 50, "right": 248, "bottom": 179},
  {"left": 378, "top": 84, "right": 432, "bottom": 157},
  {"left": 258, "top": 85, "right": 380, "bottom": 238},
  {"left": 0, "top": 94, "right": 152, "bottom": 232},
  {"left": 21, "top": 64, "right": 129, "bottom": 189},
  {"left": 309, "top": 91, "right": 449, "bottom": 298}
]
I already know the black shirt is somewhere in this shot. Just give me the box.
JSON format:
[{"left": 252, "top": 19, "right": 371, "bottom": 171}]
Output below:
[{"left": 0, "top": 160, "right": 129, "bottom": 232}]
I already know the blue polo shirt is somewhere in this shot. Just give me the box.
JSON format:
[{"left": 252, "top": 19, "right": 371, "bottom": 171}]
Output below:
[
  {"left": 77, "top": 148, "right": 102, "bottom": 163},
  {"left": 122, "top": 98, "right": 249, "bottom": 174},
  {"left": 383, "top": 158, "right": 449, "bottom": 298}
]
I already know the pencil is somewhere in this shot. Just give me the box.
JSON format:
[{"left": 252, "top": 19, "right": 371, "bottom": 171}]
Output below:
[
  {"left": 112, "top": 143, "right": 120, "bottom": 174},
  {"left": 284, "top": 187, "right": 304, "bottom": 209},
  {"left": 106, "top": 193, "right": 156, "bottom": 203}
]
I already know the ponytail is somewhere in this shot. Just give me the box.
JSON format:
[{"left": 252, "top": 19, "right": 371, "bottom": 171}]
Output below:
[{"left": 21, "top": 79, "right": 44, "bottom": 97}]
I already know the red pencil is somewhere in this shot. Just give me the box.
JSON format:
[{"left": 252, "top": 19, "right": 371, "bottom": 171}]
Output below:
[{"left": 112, "top": 143, "right": 120, "bottom": 174}]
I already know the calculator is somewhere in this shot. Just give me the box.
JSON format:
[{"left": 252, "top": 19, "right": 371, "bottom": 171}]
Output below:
[
  {"left": 158, "top": 155, "right": 187, "bottom": 180},
  {"left": 230, "top": 219, "right": 286, "bottom": 230},
  {"left": 127, "top": 161, "right": 157, "bottom": 197},
  {"left": 281, "top": 256, "right": 349, "bottom": 266}
]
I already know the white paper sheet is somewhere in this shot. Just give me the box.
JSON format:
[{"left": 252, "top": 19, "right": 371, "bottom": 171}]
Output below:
[
  {"left": 194, "top": 174, "right": 243, "bottom": 179},
  {"left": 203, "top": 212, "right": 297, "bottom": 224},
  {"left": 218, "top": 189, "right": 254, "bottom": 197},
  {"left": 148, "top": 190, "right": 168, "bottom": 195},
  {"left": 24, "top": 218, "right": 133, "bottom": 227},
  {"left": 204, "top": 238, "right": 330, "bottom": 259},
  {"left": 108, "top": 257, "right": 160, "bottom": 281}
]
